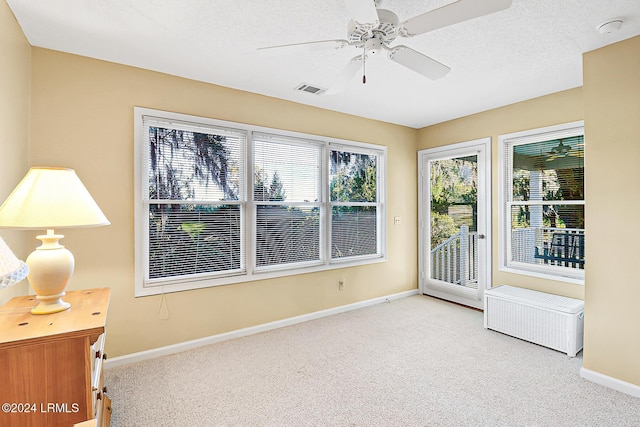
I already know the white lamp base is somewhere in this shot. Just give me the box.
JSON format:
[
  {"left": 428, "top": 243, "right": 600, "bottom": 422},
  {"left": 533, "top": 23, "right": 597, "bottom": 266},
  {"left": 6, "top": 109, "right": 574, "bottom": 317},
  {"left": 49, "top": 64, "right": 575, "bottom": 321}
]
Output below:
[
  {"left": 26, "top": 229, "right": 75, "bottom": 315},
  {"left": 31, "top": 292, "right": 71, "bottom": 314}
]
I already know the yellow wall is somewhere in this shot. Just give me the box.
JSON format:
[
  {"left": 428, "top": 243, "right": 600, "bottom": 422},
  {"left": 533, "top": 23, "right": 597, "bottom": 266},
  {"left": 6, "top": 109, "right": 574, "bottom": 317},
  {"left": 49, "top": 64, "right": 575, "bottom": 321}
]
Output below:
[
  {"left": 582, "top": 36, "right": 640, "bottom": 386},
  {"left": 4, "top": 0, "right": 639, "bottom": 388},
  {"left": 417, "top": 87, "right": 585, "bottom": 299},
  {"left": 0, "top": 0, "right": 30, "bottom": 305},
  {"left": 28, "top": 48, "right": 418, "bottom": 357}
]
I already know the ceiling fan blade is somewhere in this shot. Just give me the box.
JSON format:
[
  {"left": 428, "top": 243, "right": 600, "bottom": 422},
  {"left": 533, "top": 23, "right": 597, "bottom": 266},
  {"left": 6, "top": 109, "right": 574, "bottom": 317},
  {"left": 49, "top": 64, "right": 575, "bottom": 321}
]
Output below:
[
  {"left": 344, "top": 0, "right": 379, "bottom": 26},
  {"left": 257, "top": 39, "right": 349, "bottom": 56},
  {"left": 326, "top": 56, "right": 364, "bottom": 94},
  {"left": 388, "top": 46, "right": 450, "bottom": 80},
  {"left": 400, "top": 0, "right": 512, "bottom": 37}
]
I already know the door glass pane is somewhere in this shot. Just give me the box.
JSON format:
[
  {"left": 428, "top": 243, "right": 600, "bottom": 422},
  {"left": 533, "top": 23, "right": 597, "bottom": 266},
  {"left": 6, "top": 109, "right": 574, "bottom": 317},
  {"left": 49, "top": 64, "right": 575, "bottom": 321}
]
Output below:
[{"left": 429, "top": 155, "right": 478, "bottom": 289}]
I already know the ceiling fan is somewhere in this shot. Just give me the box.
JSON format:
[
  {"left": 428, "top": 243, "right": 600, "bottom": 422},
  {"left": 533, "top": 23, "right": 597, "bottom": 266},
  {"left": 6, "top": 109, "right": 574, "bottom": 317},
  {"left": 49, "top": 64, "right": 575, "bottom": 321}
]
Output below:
[
  {"left": 546, "top": 139, "right": 585, "bottom": 162},
  {"left": 258, "top": 0, "right": 513, "bottom": 93}
]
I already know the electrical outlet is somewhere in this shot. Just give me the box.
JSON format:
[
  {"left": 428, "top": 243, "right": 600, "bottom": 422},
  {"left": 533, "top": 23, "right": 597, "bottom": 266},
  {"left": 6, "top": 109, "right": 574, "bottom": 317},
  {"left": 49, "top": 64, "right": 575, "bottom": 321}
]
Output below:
[
  {"left": 338, "top": 278, "right": 345, "bottom": 290},
  {"left": 394, "top": 216, "right": 401, "bottom": 225}
]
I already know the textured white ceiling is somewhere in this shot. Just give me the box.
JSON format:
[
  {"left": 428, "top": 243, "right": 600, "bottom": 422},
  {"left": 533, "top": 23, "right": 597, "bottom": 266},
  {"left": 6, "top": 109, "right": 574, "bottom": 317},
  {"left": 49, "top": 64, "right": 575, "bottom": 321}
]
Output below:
[{"left": 7, "top": 0, "right": 640, "bottom": 128}]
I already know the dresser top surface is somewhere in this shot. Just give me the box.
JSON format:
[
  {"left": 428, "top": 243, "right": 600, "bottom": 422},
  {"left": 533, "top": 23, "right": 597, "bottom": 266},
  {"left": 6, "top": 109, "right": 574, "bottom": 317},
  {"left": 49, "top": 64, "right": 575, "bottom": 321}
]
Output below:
[{"left": 0, "top": 288, "right": 110, "bottom": 347}]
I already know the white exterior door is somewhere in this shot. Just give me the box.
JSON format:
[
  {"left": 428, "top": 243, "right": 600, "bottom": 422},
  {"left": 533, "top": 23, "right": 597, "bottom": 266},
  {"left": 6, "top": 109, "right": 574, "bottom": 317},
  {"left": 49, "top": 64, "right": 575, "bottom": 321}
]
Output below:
[{"left": 418, "top": 138, "right": 491, "bottom": 309}]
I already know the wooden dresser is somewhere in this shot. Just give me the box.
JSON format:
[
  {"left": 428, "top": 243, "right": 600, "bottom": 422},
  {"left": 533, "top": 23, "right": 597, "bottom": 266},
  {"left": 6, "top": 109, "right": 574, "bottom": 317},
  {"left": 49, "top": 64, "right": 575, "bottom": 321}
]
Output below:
[{"left": 0, "top": 288, "right": 112, "bottom": 427}]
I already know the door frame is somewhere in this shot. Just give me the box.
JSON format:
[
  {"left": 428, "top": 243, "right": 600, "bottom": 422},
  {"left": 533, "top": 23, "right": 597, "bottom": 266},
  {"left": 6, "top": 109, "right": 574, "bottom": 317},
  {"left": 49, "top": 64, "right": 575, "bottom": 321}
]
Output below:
[{"left": 418, "top": 137, "right": 492, "bottom": 309}]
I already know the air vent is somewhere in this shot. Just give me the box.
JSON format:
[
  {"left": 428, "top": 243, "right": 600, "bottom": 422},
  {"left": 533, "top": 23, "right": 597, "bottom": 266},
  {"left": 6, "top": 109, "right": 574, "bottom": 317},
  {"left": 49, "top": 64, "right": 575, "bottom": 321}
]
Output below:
[{"left": 295, "top": 83, "right": 326, "bottom": 95}]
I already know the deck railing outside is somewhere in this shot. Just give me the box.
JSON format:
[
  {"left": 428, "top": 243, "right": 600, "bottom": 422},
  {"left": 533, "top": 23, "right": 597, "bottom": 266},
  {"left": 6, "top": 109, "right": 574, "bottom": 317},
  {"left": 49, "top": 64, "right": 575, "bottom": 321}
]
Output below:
[
  {"left": 430, "top": 225, "right": 478, "bottom": 288},
  {"left": 512, "top": 227, "right": 585, "bottom": 268},
  {"left": 430, "top": 226, "right": 584, "bottom": 288}
]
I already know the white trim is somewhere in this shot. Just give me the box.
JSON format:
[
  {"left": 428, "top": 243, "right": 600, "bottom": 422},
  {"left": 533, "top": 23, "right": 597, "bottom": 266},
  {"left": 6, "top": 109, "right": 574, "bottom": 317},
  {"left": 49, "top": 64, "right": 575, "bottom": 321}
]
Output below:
[
  {"left": 134, "top": 256, "right": 386, "bottom": 297},
  {"left": 499, "top": 265, "right": 584, "bottom": 285},
  {"left": 417, "top": 137, "right": 492, "bottom": 308},
  {"left": 500, "top": 120, "right": 584, "bottom": 144},
  {"left": 105, "top": 289, "right": 419, "bottom": 369},
  {"left": 580, "top": 367, "right": 640, "bottom": 398}
]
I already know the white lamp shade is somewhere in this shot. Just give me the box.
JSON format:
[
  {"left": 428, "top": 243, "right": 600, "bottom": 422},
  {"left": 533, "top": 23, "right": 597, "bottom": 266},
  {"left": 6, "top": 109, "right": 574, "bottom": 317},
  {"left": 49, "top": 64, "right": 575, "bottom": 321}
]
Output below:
[{"left": 0, "top": 167, "right": 110, "bottom": 229}]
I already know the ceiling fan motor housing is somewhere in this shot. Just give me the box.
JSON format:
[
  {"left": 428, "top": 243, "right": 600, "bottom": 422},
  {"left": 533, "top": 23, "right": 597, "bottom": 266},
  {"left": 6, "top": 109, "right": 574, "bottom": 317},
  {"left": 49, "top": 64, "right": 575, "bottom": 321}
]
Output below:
[{"left": 347, "top": 8, "right": 399, "bottom": 50}]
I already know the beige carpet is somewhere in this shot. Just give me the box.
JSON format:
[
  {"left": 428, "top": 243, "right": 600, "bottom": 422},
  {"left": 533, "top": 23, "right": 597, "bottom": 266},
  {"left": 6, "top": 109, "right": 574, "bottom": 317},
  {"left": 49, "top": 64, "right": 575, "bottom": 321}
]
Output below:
[{"left": 106, "top": 295, "right": 640, "bottom": 426}]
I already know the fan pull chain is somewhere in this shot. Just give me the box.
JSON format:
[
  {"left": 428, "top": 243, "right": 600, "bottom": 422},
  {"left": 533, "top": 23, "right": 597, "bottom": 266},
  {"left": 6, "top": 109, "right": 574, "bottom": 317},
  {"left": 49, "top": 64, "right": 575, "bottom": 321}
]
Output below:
[{"left": 362, "top": 44, "right": 367, "bottom": 84}]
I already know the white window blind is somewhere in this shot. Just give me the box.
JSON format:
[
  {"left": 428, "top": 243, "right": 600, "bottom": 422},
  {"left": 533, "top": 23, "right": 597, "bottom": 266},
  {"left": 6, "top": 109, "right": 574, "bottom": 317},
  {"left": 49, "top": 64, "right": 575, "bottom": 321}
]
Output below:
[
  {"left": 143, "top": 116, "right": 246, "bottom": 284},
  {"left": 500, "top": 122, "right": 585, "bottom": 282},
  {"left": 253, "top": 133, "right": 323, "bottom": 270}
]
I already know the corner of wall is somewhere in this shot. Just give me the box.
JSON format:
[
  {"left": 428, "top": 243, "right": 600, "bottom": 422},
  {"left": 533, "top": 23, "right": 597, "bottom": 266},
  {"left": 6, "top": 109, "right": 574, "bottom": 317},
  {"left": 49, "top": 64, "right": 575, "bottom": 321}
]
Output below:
[{"left": 0, "top": 0, "right": 32, "bottom": 304}]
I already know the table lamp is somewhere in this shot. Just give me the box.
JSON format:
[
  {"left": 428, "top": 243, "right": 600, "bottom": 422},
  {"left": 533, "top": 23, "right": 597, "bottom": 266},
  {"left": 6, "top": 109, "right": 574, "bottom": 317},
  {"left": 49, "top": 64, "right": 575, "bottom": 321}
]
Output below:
[
  {"left": 0, "top": 235, "right": 29, "bottom": 289},
  {"left": 0, "top": 167, "right": 110, "bottom": 314}
]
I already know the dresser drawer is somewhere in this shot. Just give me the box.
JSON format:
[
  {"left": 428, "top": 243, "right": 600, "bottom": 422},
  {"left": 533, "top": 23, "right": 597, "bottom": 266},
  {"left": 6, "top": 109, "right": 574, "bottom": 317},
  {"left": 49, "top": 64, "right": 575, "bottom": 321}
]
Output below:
[{"left": 91, "top": 333, "right": 106, "bottom": 380}]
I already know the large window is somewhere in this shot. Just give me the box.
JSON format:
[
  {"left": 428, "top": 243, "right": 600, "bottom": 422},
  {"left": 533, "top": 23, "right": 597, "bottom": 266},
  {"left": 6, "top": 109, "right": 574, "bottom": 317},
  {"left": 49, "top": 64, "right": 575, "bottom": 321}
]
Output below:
[
  {"left": 135, "top": 108, "right": 385, "bottom": 296},
  {"left": 499, "top": 121, "right": 585, "bottom": 283}
]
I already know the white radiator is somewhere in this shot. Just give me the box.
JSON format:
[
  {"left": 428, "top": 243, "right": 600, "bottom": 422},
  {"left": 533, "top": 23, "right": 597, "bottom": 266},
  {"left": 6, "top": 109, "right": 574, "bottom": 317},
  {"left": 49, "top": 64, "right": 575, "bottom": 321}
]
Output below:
[{"left": 484, "top": 285, "right": 584, "bottom": 357}]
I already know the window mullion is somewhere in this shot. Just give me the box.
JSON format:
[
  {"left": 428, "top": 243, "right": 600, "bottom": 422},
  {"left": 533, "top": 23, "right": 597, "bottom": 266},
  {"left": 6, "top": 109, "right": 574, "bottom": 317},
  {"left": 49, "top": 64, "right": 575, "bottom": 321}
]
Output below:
[
  {"left": 246, "top": 130, "right": 255, "bottom": 275},
  {"left": 322, "top": 144, "right": 331, "bottom": 264}
]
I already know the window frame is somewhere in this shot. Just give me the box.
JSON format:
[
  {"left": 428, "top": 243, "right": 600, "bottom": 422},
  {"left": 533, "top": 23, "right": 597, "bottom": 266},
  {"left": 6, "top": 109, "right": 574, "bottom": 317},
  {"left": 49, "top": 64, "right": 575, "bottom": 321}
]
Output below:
[
  {"left": 251, "top": 132, "right": 325, "bottom": 273},
  {"left": 498, "top": 120, "right": 585, "bottom": 284},
  {"left": 134, "top": 107, "right": 386, "bottom": 297},
  {"left": 328, "top": 142, "right": 385, "bottom": 264}
]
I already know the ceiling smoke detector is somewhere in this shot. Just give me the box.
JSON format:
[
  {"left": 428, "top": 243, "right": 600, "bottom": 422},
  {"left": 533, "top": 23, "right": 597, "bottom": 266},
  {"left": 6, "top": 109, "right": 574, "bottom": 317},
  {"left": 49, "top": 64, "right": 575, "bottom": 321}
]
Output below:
[{"left": 597, "top": 18, "right": 623, "bottom": 34}]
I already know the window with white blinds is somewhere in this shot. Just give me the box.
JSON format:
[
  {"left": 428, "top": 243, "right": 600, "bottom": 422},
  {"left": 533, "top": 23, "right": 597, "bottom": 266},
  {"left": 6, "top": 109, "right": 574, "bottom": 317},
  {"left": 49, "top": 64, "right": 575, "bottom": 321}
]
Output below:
[
  {"left": 499, "top": 121, "right": 585, "bottom": 283},
  {"left": 253, "top": 133, "right": 323, "bottom": 270},
  {"left": 330, "top": 147, "right": 381, "bottom": 260},
  {"left": 142, "top": 116, "right": 246, "bottom": 284},
  {"left": 135, "top": 108, "right": 386, "bottom": 296}
]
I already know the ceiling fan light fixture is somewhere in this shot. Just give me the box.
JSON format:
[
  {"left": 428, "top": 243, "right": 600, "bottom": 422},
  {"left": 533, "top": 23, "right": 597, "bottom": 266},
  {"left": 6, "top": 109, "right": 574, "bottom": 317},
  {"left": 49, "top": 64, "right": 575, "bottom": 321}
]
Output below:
[
  {"left": 364, "top": 37, "right": 382, "bottom": 55},
  {"left": 550, "top": 141, "right": 570, "bottom": 156}
]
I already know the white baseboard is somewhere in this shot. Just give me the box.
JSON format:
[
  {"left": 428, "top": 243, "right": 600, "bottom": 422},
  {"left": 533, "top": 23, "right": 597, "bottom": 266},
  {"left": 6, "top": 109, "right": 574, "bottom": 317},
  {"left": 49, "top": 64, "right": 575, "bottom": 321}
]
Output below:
[
  {"left": 105, "top": 289, "right": 419, "bottom": 370},
  {"left": 580, "top": 367, "right": 640, "bottom": 398}
]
